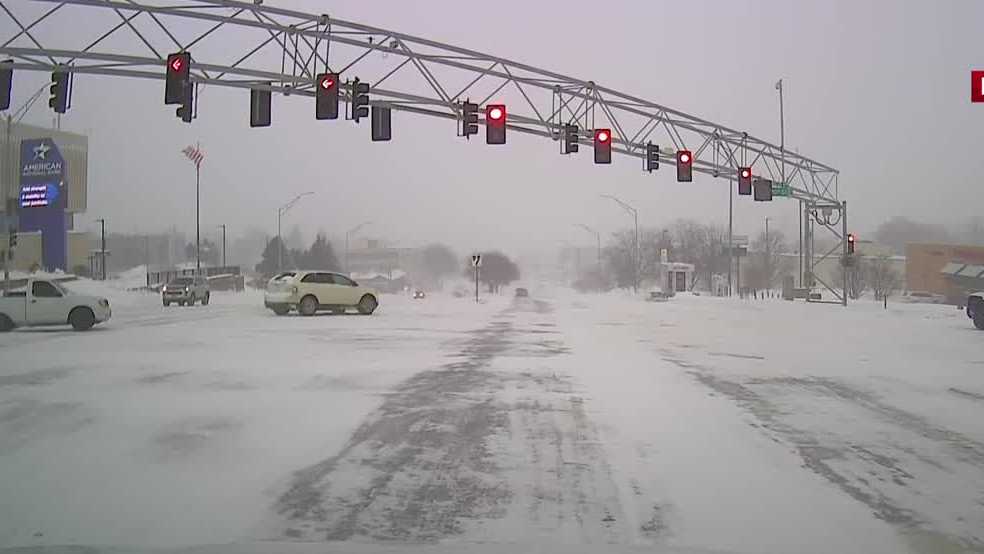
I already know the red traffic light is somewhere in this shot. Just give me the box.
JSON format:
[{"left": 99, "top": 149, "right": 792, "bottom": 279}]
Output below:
[
  {"left": 170, "top": 58, "right": 183, "bottom": 72},
  {"left": 319, "top": 75, "right": 335, "bottom": 89},
  {"left": 486, "top": 104, "right": 506, "bottom": 144},
  {"left": 596, "top": 129, "right": 610, "bottom": 143},
  {"left": 740, "top": 168, "right": 750, "bottom": 179},
  {"left": 678, "top": 150, "right": 691, "bottom": 164},
  {"left": 676, "top": 149, "right": 693, "bottom": 182},
  {"left": 487, "top": 105, "right": 504, "bottom": 121},
  {"left": 848, "top": 233, "right": 856, "bottom": 243}
]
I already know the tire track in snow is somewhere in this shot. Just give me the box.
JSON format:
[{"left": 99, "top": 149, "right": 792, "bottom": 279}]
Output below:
[{"left": 273, "top": 298, "right": 642, "bottom": 544}]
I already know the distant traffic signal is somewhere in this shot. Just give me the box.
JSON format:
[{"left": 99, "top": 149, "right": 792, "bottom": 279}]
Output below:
[
  {"left": 351, "top": 78, "right": 369, "bottom": 122},
  {"left": 563, "top": 124, "right": 579, "bottom": 154},
  {"left": 250, "top": 85, "right": 271, "bottom": 127},
  {"left": 0, "top": 60, "right": 12, "bottom": 111},
  {"left": 486, "top": 104, "right": 506, "bottom": 144},
  {"left": 738, "top": 167, "right": 752, "bottom": 195},
  {"left": 594, "top": 128, "right": 612, "bottom": 164},
  {"left": 315, "top": 73, "right": 339, "bottom": 120},
  {"left": 753, "top": 178, "right": 773, "bottom": 201},
  {"left": 847, "top": 233, "right": 856, "bottom": 254},
  {"left": 175, "top": 82, "right": 193, "bottom": 123},
  {"left": 645, "top": 142, "right": 659, "bottom": 172},
  {"left": 165, "top": 52, "right": 190, "bottom": 105},
  {"left": 462, "top": 101, "right": 479, "bottom": 138},
  {"left": 371, "top": 106, "right": 392, "bottom": 141},
  {"left": 676, "top": 150, "right": 692, "bottom": 181},
  {"left": 48, "top": 69, "right": 69, "bottom": 114}
]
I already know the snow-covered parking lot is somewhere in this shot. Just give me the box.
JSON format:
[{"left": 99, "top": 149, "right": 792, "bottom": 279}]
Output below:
[{"left": 1, "top": 282, "right": 983, "bottom": 554}]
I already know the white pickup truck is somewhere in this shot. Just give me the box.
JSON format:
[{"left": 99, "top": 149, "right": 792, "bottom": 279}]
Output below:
[{"left": 0, "top": 278, "right": 112, "bottom": 331}]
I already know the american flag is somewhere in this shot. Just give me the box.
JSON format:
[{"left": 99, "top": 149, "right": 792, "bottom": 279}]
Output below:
[{"left": 182, "top": 143, "right": 204, "bottom": 168}]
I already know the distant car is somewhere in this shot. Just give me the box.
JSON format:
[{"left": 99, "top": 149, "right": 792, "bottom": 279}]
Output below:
[
  {"left": 515, "top": 287, "right": 529, "bottom": 298},
  {"left": 0, "top": 278, "right": 111, "bottom": 331},
  {"left": 900, "top": 291, "right": 946, "bottom": 304},
  {"left": 264, "top": 270, "right": 379, "bottom": 316},
  {"left": 646, "top": 290, "right": 673, "bottom": 302},
  {"left": 162, "top": 276, "right": 210, "bottom": 306},
  {"left": 967, "top": 292, "right": 984, "bottom": 330},
  {"left": 413, "top": 290, "right": 426, "bottom": 299}
]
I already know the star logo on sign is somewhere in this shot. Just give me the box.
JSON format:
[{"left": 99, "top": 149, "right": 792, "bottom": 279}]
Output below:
[{"left": 32, "top": 142, "right": 51, "bottom": 161}]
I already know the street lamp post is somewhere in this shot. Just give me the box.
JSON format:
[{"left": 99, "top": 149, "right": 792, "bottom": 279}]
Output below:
[
  {"left": 95, "top": 218, "right": 106, "bottom": 280},
  {"left": 277, "top": 192, "right": 314, "bottom": 272},
  {"left": 600, "top": 194, "right": 639, "bottom": 292},
  {"left": 574, "top": 223, "right": 602, "bottom": 276},
  {"left": 345, "top": 221, "right": 373, "bottom": 273},
  {"left": 765, "top": 217, "right": 770, "bottom": 292},
  {"left": 218, "top": 224, "right": 226, "bottom": 267}
]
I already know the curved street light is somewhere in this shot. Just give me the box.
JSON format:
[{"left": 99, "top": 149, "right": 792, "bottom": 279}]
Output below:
[
  {"left": 277, "top": 191, "right": 315, "bottom": 272},
  {"left": 600, "top": 194, "right": 639, "bottom": 291}
]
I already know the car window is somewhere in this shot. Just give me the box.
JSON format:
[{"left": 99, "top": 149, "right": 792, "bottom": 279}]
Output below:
[
  {"left": 273, "top": 272, "right": 296, "bottom": 280},
  {"left": 170, "top": 277, "right": 193, "bottom": 285},
  {"left": 301, "top": 272, "right": 329, "bottom": 284},
  {"left": 32, "top": 281, "right": 62, "bottom": 298},
  {"left": 331, "top": 274, "right": 356, "bottom": 287}
]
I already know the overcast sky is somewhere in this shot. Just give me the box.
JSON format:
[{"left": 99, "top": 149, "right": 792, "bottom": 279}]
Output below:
[{"left": 5, "top": 0, "right": 983, "bottom": 257}]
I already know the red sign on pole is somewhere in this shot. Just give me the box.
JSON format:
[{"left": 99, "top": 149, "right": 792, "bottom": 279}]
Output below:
[{"left": 972, "top": 71, "right": 984, "bottom": 103}]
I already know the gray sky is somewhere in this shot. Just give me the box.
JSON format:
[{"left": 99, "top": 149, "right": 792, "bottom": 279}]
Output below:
[{"left": 7, "top": 0, "right": 984, "bottom": 256}]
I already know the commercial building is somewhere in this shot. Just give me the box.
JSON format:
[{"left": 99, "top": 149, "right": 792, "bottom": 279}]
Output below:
[
  {"left": 906, "top": 243, "right": 984, "bottom": 301},
  {"left": 1, "top": 121, "right": 89, "bottom": 272}
]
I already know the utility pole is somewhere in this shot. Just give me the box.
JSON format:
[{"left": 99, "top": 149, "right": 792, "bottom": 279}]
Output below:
[
  {"left": 600, "top": 194, "right": 639, "bottom": 292},
  {"left": 218, "top": 224, "right": 226, "bottom": 267},
  {"left": 776, "top": 79, "right": 785, "bottom": 187},
  {"left": 195, "top": 142, "right": 201, "bottom": 273},
  {"left": 95, "top": 218, "right": 106, "bottom": 280}
]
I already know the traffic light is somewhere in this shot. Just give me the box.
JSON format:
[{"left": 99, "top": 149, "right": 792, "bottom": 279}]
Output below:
[
  {"left": 563, "top": 124, "right": 579, "bottom": 154},
  {"left": 371, "top": 106, "right": 391, "bottom": 141},
  {"left": 315, "top": 72, "right": 339, "bottom": 120},
  {"left": 351, "top": 78, "right": 369, "bottom": 123},
  {"left": 462, "top": 101, "right": 479, "bottom": 138},
  {"left": 165, "top": 51, "right": 190, "bottom": 105},
  {"left": 645, "top": 142, "right": 659, "bottom": 172},
  {"left": 486, "top": 104, "right": 506, "bottom": 144},
  {"left": 676, "top": 150, "right": 692, "bottom": 181},
  {"left": 48, "top": 69, "right": 69, "bottom": 114},
  {"left": 250, "top": 85, "right": 271, "bottom": 127},
  {"left": 847, "top": 233, "right": 856, "bottom": 254},
  {"left": 594, "top": 128, "right": 612, "bottom": 164},
  {"left": 753, "top": 178, "right": 773, "bottom": 201},
  {"left": 0, "top": 60, "right": 12, "bottom": 111},
  {"left": 738, "top": 167, "right": 752, "bottom": 195},
  {"left": 175, "top": 82, "right": 193, "bottom": 123}
]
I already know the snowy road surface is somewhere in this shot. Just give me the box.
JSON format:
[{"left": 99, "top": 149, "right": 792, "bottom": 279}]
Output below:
[{"left": 1, "top": 283, "right": 983, "bottom": 554}]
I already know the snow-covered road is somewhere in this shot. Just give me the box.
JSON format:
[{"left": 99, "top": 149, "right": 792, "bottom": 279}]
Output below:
[{"left": 1, "top": 283, "right": 983, "bottom": 554}]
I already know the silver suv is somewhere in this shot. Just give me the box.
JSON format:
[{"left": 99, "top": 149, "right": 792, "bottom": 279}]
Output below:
[{"left": 162, "top": 276, "right": 210, "bottom": 307}]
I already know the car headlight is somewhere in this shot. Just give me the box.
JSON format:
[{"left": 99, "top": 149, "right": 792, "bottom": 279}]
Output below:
[
  {"left": 162, "top": 286, "right": 167, "bottom": 292},
  {"left": 184, "top": 287, "right": 189, "bottom": 292}
]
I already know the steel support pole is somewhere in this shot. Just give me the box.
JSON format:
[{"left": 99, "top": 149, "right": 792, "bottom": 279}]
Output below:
[
  {"left": 277, "top": 209, "right": 282, "bottom": 272},
  {"left": 841, "top": 200, "right": 848, "bottom": 307},
  {"left": 765, "top": 217, "right": 770, "bottom": 291},
  {"left": 195, "top": 157, "right": 200, "bottom": 272},
  {"left": 798, "top": 201, "right": 803, "bottom": 287},
  {"left": 728, "top": 176, "right": 733, "bottom": 296}
]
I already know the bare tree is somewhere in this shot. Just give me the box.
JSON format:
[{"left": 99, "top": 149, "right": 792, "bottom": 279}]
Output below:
[
  {"left": 867, "top": 255, "right": 901, "bottom": 300},
  {"left": 747, "top": 229, "right": 787, "bottom": 290}
]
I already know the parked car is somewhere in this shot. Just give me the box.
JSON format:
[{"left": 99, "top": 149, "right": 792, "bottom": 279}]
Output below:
[
  {"left": 413, "top": 290, "right": 426, "bottom": 299},
  {"left": 646, "top": 290, "right": 673, "bottom": 302},
  {"left": 0, "top": 278, "right": 111, "bottom": 331},
  {"left": 899, "top": 291, "right": 946, "bottom": 304},
  {"left": 967, "top": 292, "right": 984, "bottom": 330},
  {"left": 264, "top": 270, "right": 379, "bottom": 316},
  {"left": 515, "top": 287, "right": 529, "bottom": 298},
  {"left": 162, "top": 276, "right": 210, "bottom": 306}
]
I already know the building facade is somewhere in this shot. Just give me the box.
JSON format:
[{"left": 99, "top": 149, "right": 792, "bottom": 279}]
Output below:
[{"left": 906, "top": 243, "right": 984, "bottom": 299}]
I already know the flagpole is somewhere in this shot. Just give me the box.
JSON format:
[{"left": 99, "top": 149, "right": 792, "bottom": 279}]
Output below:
[{"left": 196, "top": 141, "right": 200, "bottom": 272}]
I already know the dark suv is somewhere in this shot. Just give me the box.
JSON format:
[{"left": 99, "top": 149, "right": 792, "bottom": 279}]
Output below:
[{"left": 967, "top": 292, "right": 984, "bottom": 330}]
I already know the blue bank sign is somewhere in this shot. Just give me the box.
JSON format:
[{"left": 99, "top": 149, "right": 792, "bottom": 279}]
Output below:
[{"left": 19, "top": 138, "right": 68, "bottom": 270}]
